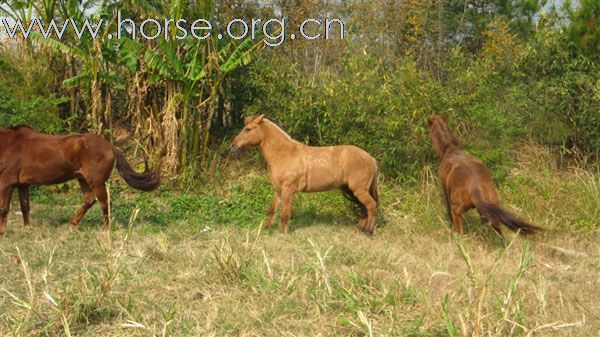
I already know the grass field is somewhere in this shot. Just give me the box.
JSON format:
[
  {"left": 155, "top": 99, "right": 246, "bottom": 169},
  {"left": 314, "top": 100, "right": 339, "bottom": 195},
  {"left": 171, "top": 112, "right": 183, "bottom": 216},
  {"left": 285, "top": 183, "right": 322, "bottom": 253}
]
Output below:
[{"left": 1, "top": 146, "right": 599, "bottom": 336}]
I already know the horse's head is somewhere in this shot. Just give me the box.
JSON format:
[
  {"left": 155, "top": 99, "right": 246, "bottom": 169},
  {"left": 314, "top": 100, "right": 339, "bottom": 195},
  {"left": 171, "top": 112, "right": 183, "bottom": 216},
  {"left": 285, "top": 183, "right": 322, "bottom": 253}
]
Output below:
[
  {"left": 232, "top": 114, "right": 266, "bottom": 151},
  {"left": 427, "top": 115, "right": 459, "bottom": 157}
]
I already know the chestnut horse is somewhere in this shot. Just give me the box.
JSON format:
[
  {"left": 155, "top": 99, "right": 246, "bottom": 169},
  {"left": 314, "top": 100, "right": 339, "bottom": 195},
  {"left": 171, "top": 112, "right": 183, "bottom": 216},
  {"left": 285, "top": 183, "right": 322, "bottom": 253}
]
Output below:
[
  {"left": 0, "top": 125, "right": 160, "bottom": 236},
  {"left": 427, "top": 116, "right": 542, "bottom": 236},
  {"left": 232, "top": 115, "right": 379, "bottom": 235}
]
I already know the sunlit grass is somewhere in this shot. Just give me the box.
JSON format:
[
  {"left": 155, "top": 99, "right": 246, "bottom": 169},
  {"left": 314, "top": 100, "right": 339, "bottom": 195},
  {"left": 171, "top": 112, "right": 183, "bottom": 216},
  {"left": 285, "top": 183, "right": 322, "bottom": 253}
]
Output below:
[{"left": 1, "top": 146, "right": 599, "bottom": 336}]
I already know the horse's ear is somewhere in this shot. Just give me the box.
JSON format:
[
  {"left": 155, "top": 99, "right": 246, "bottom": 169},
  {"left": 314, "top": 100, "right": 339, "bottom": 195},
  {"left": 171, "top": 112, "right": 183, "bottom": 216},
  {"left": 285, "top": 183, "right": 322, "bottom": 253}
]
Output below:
[
  {"left": 441, "top": 115, "right": 448, "bottom": 122},
  {"left": 427, "top": 117, "right": 434, "bottom": 126},
  {"left": 255, "top": 114, "right": 265, "bottom": 124}
]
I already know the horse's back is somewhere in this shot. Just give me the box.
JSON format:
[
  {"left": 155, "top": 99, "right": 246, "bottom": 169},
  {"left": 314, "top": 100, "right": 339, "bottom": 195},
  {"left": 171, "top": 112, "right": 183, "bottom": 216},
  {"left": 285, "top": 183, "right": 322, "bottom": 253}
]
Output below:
[
  {"left": 442, "top": 152, "right": 497, "bottom": 201},
  {"left": 19, "top": 132, "right": 112, "bottom": 159},
  {"left": 305, "top": 144, "right": 376, "bottom": 169}
]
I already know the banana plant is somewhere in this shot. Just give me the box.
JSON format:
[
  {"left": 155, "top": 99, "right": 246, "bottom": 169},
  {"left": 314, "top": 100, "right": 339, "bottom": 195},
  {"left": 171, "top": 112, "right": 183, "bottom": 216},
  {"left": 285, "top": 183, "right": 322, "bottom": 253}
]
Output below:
[
  {"left": 117, "top": 0, "right": 263, "bottom": 174},
  {"left": 27, "top": 0, "right": 122, "bottom": 133}
]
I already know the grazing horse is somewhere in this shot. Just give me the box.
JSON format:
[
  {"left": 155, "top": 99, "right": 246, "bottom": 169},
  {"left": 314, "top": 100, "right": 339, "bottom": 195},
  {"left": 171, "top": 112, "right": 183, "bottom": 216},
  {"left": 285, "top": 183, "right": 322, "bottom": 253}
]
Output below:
[
  {"left": 427, "top": 116, "right": 542, "bottom": 236},
  {"left": 232, "top": 115, "right": 379, "bottom": 235},
  {"left": 0, "top": 125, "right": 160, "bottom": 236}
]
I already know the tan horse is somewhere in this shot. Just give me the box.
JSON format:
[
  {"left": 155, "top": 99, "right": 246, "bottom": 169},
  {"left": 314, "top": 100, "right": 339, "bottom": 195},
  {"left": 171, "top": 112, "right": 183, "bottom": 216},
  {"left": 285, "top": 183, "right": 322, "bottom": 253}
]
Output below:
[
  {"left": 427, "top": 115, "right": 542, "bottom": 236},
  {"left": 232, "top": 115, "right": 379, "bottom": 235}
]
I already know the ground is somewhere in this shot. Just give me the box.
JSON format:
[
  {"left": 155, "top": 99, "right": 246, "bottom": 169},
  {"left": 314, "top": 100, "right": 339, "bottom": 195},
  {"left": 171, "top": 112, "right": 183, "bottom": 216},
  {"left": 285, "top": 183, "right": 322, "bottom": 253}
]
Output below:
[{"left": 1, "top": 146, "right": 599, "bottom": 336}]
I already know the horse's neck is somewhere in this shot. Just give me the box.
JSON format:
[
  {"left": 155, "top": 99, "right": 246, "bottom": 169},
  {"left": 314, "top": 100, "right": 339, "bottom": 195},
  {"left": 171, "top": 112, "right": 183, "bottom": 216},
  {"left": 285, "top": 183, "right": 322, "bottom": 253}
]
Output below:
[
  {"left": 432, "top": 127, "right": 459, "bottom": 159},
  {"left": 259, "top": 123, "right": 300, "bottom": 167},
  {"left": 441, "top": 144, "right": 460, "bottom": 160}
]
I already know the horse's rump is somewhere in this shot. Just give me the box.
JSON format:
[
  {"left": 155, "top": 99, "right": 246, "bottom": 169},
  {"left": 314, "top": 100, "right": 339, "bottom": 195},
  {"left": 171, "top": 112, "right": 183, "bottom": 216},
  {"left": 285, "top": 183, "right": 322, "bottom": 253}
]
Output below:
[{"left": 299, "top": 144, "right": 377, "bottom": 192}]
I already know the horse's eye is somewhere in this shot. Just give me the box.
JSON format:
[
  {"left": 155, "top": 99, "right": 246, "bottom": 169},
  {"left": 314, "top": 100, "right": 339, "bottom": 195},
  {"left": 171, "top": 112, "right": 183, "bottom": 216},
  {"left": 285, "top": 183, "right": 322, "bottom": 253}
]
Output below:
[{"left": 245, "top": 127, "right": 251, "bottom": 132}]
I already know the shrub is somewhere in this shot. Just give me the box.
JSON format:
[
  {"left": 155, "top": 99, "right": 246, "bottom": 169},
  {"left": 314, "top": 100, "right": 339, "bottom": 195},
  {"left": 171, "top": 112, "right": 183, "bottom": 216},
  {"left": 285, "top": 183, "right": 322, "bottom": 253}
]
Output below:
[{"left": 0, "top": 51, "right": 65, "bottom": 132}]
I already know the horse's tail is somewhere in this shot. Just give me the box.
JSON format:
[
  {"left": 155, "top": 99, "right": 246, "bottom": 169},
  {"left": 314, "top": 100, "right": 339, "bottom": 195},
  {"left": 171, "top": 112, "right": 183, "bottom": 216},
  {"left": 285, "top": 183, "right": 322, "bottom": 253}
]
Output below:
[
  {"left": 471, "top": 189, "right": 542, "bottom": 235},
  {"left": 369, "top": 169, "right": 379, "bottom": 206},
  {"left": 114, "top": 151, "right": 161, "bottom": 191},
  {"left": 341, "top": 185, "right": 365, "bottom": 216}
]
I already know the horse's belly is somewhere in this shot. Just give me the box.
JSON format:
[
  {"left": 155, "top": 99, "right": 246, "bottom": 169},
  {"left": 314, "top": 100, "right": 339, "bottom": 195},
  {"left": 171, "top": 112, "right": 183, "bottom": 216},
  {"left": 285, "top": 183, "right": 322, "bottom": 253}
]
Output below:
[
  {"left": 303, "top": 167, "right": 339, "bottom": 192},
  {"left": 19, "top": 164, "right": 78, "bottom": 185}
]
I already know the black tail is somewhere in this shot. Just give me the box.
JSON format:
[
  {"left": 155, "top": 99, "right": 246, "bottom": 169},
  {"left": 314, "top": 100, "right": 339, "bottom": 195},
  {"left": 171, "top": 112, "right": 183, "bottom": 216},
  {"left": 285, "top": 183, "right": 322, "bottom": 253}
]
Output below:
[
  {"left": 472, "top": 189, "right": 542, "bottom": 235},
  {"left": 341, "top": 185, "right": 366, "bottom": 217},
  {"left": 114, "top": 151, "right": 161, "bottom": 191},
  {"left": 369, "top": 172, "right": 379, "bottom": 206}
]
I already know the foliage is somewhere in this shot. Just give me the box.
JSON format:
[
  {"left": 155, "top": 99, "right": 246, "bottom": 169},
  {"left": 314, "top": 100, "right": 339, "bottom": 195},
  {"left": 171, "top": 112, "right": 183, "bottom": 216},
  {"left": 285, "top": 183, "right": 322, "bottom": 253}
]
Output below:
[
  {"left": 1, "top": 0, "right": 262, "bottom": 180},
  {"left": 0, "top": 0, "right": 599, "bottom": 181},
  {"left": 239, "top": 1, "right": 600, "bottom": 181},
  {"left": 566, "top": 0, "right": 600, "bottom": 57},
  {"left": 0, "top": 51, "right": 66, "bottom": 132}
]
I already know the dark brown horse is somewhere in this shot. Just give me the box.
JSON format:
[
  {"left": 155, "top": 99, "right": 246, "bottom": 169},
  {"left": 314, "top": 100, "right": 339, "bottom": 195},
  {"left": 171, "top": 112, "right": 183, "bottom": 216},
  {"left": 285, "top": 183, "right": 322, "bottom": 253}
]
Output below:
[
  {"left": 0, "top": 125, "right": 160, "bottom": 236},
  {"left": 427, "top": 116, "right": 542, "bottom": 236},
  {"left": 232, "top": 115, "right": 379, "bottom": 235}
]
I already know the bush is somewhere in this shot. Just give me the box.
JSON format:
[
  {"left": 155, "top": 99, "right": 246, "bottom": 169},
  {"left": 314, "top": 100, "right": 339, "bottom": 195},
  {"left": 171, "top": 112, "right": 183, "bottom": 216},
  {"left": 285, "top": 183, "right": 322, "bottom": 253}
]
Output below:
[
  {"left": 0, "top": 52, "right": 66, "bottom": 132},
  {"left": 243, "top": 47, "right": 533, "bottom": 182},
  {"left": 240, "top": 18, "right": 600, "bottom": 182}
]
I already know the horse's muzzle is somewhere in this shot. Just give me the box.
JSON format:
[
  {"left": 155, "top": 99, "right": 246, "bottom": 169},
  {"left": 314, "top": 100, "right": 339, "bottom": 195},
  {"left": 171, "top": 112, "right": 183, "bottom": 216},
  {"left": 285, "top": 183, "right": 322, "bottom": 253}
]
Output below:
[{"left": 230, "top": 144, "right": 241, "bottom": 153}]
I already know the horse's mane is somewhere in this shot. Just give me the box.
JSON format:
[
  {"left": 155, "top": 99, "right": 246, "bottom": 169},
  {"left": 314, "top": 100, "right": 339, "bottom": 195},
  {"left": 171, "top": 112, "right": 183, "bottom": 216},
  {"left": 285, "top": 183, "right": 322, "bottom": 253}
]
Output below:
[
  {"left": 430, "top": 118, "right": 460, "bottom": 155},
  {"left": 264, "top": 118, "right": 293, "bottom": 141}
]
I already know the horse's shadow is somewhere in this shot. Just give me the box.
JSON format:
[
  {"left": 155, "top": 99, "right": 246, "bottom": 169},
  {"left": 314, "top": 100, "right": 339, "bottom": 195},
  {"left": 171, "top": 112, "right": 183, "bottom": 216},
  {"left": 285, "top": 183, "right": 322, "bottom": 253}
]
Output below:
[
  {"left": 30, "top": 204, "right": 106, "bottom": 230},
  {"left": 263, "top": 201, "right": 386, "bottom": 234},
  {"left": 454, "top": 212, "right": 509, "bottom": 248}
]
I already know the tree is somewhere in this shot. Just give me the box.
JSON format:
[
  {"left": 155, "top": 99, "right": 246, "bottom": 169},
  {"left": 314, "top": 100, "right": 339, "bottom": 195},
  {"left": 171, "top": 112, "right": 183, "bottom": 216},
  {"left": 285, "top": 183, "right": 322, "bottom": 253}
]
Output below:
[{"left": 567, "top": 0, "right": 600, "bottom": 57}]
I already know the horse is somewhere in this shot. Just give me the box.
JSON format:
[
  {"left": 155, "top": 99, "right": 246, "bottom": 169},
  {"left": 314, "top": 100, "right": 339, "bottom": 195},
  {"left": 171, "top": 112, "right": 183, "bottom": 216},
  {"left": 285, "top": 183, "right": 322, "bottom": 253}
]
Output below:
[
  {"left": 232, "top": 115, "right": 379, "bottom": 235},
  {"left": 0, "top": 125, "right": 160, "bottom": 236},
  {"left": 427, "top": 115, "right": 542, "bottom": 236}
]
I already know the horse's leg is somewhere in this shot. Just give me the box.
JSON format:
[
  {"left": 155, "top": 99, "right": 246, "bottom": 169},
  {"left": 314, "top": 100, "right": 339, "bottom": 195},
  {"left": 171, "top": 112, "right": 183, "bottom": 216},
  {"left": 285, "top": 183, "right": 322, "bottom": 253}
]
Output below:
[
  {"left": 266, "top": 192, "right": 280, "bottom": 228},
  {"left": 279, "top": 189, "right": 295, "bottom": 234},
  {"left": 476, "top": 208, "right": 489, "bottom": 224},
  {"left": 0, "top": 185, "right": 14, "bottom": 236},
  {"left": 70, "top": 179, "right": 96, "bottom": 227},
  {"left": 353, "top": 189, "right": 377, "bottom": 236},
  {"left": 18, "top": 186, "right": 31, "bottom": 226},
  {"left": 450, "top": 205, "right": 464, "bottom": 234},
  {"left": 357, "top": 209, "right": 367, "bottom": 232},
  {"left": 490, "top": 220, "right": 503, "bottom": 237},
  {"left": 91, "top": 183, "right": 110, "bottom": 229},
  {"left": 443, "top": 188, "right": 452, "bottom": 221}
]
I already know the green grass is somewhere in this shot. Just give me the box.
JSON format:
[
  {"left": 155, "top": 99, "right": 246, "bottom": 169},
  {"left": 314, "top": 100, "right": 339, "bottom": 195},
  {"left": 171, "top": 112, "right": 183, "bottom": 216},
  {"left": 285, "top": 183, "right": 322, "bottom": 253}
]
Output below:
[{"left": 1, "top": 146, "right": 599, "bottom": 336}]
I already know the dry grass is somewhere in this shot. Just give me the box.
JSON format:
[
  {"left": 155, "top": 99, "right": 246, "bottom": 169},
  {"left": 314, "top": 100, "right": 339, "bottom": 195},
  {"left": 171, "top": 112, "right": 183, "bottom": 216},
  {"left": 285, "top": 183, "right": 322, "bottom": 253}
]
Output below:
[{"left": 1, "top": 147, "right": 599, "bottom": 336}]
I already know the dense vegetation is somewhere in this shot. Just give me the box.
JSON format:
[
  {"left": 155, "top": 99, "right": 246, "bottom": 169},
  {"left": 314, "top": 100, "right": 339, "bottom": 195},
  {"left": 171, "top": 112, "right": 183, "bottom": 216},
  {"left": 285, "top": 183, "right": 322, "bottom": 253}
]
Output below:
[{"left": 1, "top": 0, "right": 599, "bottom": 183}]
